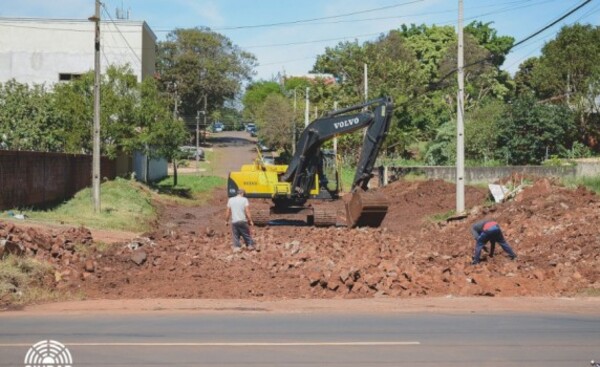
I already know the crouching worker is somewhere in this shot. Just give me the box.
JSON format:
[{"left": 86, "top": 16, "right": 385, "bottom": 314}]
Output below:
[{"left": 471, "top": 219, "right": 516, "bottom": 265}]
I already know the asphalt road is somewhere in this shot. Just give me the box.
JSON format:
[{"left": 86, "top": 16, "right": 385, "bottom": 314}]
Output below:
[{"left": 1, "top": 312, "right": 599, "bottom": 366}]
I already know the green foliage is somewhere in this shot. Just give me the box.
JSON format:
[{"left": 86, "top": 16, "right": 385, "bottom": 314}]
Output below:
[
  {"left": 465, "top": 100, "right": 506, "bottom": 162},
  {"left": 530, "top": 24, "right": 600, "bottom": 100},
  {"left": 496, "top": 95, "right": 576, "bottom": 164},
  {"left": 155, "top": 175, "right": 225, "bottom": 201},
  {"left": 25, "top": 178, "right": 156, "bottom": 232},
  {"left": 0, "top": 81, "right": 62, "bottom": 152},
  {"left": 257, "top": 94, "right": 294, "bottom": 151},
  {"left": 465, "top": 21, "right": 514, "bottom": 66},
  {"left": 0, "top": 255, "right": 54, "bottom": 304},
  {"left": 157, "top": 27, "right": 256, "bottom": 117},
  {"left": 562, "top": 175, "right": 600, "bottom": 194},
  {"left": 425, "top": 119, "right": 456, "bottom": 165},
  {"left": 242, "top": 81, "right": 283, "bottom": 121},
  {"left": 519, "top": 24, "right": 600, "bottom": 150}
]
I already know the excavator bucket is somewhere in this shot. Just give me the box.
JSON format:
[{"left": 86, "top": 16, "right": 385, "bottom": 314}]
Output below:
[{"left": 345, "top": 190, "right": 389, "bottom": 228}]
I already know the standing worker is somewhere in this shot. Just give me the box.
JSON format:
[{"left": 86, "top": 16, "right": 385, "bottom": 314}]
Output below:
[
  {"left": 225, "top": 189, "right": 256, "bottom": 252},
  {"left": 471, "top": 219, "right": 516, "bottom": 265}
]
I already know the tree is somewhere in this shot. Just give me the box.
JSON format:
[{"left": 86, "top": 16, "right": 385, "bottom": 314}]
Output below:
[
  {"left": 496, "top": 96, "right": 576, "bottom": 164},
  {"left": 0, "top": 80, "right": 61, "bottom": 152},
  {"left": 136, "top": 77, "right": 188, "bottom": 185},
  {"left": 514, "top": 57, "right": 539, "bottom": 96},
  {"left": 465, "top": 21, "right": 514, "bottom": 66},
  {"left": 525, "top": 24, "right": 600, "bottom": 149},
  {"left": 529, "top": 24, "right": 600, "bottom": 100},
  {"left": 257, "top": 94, "right": 294, "bottom": 152},
  {"left": 242, "top": 81, "right": 282, "bottom": 121},
  {"left": 157, "top": 27, "right": 257, "bottom": 118}
]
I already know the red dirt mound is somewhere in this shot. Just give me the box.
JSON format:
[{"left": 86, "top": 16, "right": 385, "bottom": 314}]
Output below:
[{"left": 2, "top": 178, "right": 599, "bottom": 302}]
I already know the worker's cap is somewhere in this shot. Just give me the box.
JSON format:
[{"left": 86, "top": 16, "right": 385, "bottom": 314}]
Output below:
[{"left": 237, "top": 189, "right": 246, "bottom": 195}]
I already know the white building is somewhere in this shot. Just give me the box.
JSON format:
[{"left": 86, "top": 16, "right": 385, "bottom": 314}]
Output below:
[{"left": 0, "top": 17, "right": 156, "bottom": 85}]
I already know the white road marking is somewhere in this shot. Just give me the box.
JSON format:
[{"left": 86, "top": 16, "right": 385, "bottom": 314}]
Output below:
[{"left": 0, "top": 341, "right": 420, "bottom": 347}]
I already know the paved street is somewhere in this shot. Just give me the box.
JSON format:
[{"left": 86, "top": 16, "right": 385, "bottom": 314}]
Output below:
[{"left": 1, "top": 311, "right": 598, "bottom": 366}]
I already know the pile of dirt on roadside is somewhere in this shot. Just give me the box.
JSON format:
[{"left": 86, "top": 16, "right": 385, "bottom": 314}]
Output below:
[{"left": 2, "top": 178, "right": 600, "bottom": 302}]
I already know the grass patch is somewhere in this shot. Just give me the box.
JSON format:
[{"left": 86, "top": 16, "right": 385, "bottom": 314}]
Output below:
[
  {"left": 429, "top": 210, "right": 457, "bottom": 222},
  {"left": 155, "top": 175, "right": 226, "bottom": 203},
  {"left": 0, "top": 255, "right": 55, "bottom": 305},
  {"left": 178, "top": 148, "right": 217, "bottom": 173},
  {"left": 578, "top": 287, "right": 600, "bottom": 297},
  {"left": 14, "top": 178, "right": 156, "bottom": 232},
  {"left": 562, "top": 176, "right": 600, "bottom": 194}
]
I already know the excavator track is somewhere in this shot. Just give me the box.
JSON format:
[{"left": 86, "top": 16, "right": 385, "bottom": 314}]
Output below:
[
  {"left": 312, "top": 207, "right": 338, "bottom": 227},
  {"left": 253, "top": 209, "right": 271, "bottom": 226},
  {"left": 346, "top": 190, "right": 389, "bottom": 228}
]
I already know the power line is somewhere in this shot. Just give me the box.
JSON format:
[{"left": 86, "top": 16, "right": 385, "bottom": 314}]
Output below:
[
  {"left": 211, "top": 0, "right": 425, "bottom": 30},
  {"left": 151, "top": 0, "right": 554, "bottom": 33},
  {"left": 101, "top": 4, "right": 156, "bottom": 78},
  {"left": 239, "top": 0, "right": 561, "bottom": 52},
  {"left": 512, "top": 0, "right": 593, "bottom": 48}
]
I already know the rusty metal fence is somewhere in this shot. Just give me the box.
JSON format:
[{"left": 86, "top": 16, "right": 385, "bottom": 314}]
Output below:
[{"left": 0, "top": 150, "right": 115, "bottom": 210}]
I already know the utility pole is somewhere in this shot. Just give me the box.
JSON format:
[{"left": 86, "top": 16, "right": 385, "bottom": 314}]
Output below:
[
  {"left": 364, "top": 63, "right": 368, "bottom": 102},
  {"left": 456, "top": 0, "right": 465, "bottom": 213},
  {"left": 333, "top": 101, "right": 338, "bottom": 186},
  {"left": 203, "top": 94, "right": 208, "bottom": 142},
  {"left": 90, "top": 0, "right": 101, "bottom": 213},
  {"left": 196, "top": 110, "right": 201, "bottom": 174},
  {"left": 304, "top": 87, "right": 310, "bottom": 127},
  {"left": 292, "top": 89, "right": 297, "bottom": 154}
]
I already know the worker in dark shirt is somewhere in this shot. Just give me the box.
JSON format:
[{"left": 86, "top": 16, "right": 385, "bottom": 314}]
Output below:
[{"left": 471, "top": 219, "right": 516, "bottom": 265}]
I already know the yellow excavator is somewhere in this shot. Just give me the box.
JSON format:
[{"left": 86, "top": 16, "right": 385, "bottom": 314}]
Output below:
[{"left": 227, "top": 97, "right": 393, "bottom": 227}]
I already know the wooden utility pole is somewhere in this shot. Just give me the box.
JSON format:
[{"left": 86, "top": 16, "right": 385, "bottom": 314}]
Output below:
[
  {"left": 90, "top": 0, "right": 101, "bottom": 213},
  {"left": 456, "top": 0, "right": 465, "bottom": 213}
]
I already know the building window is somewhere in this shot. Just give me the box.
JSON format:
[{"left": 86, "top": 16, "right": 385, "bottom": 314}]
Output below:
[{"left": 58, "top": 73, "right": 82, "bottom": 81}]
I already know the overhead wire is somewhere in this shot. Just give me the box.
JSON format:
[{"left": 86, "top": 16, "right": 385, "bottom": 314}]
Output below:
[
  {"left": 100, "top": 4, "right": 156, "bottom": 78},
  {"left": 245, "top": 0, "right": 560, "bottom": 50},
  {"left": 503, "top": 0, "right": 600, "bottom": 72},
  {"left": 209, "top": 0, "right": 425, "bottom": 30},
  {"left": 151, "top": 0, "right": 547, "bottom": 32},
  {"left": 252, "top": 0, "right": 566, "bottom": 71}
]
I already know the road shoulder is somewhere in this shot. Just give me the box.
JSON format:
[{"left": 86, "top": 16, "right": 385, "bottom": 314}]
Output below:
[{"left": 3, "top": 297, "right": 600, "bottom": 316}]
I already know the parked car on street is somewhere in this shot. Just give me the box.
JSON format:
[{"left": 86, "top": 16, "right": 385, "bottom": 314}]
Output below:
[
  {"left": 179, "top": 146, "right": 204, "bottom": 160},
  {"left": 212, "top": 122, "right": 224, "bottom": 133},
  {"left": 245, "top": 123, "right": 256, "bottom": 133}
]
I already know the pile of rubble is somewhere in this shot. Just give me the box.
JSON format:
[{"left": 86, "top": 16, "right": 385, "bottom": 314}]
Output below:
[{"left": 2, "top": 178, "right": 600, "bottom": 302}]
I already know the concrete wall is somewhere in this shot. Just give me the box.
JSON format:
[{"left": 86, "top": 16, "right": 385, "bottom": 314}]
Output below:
[
  {"left": 0, "top": 150, "right": 115, "bottom": 210},
  {"left": 0, "top": 18, "right": 156, "bottom": 84},
  {"left": 133, "top": 151, "right": 167, "bottom": 183},
  {"left": 380, "top": 165, "right": 585, "bottom": 185}
]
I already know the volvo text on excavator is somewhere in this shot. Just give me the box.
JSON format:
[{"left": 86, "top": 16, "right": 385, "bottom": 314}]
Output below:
[{"left": 227, "top": 97, "right": 393, "bottom": 227}]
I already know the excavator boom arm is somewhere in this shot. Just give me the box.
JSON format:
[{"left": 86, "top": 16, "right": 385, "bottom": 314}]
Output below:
[{"left": 281, "top": 97, "right": 393, "bottom": 195}]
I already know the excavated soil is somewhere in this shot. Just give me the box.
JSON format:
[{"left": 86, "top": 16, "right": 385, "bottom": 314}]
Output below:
[{"left": 2, "top": 176, "right": 599, "bottom": 305}]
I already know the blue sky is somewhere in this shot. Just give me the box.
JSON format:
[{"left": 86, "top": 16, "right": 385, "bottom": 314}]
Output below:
[{"left": 1, "top": 0, "right": 599, "bottom": 81}]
